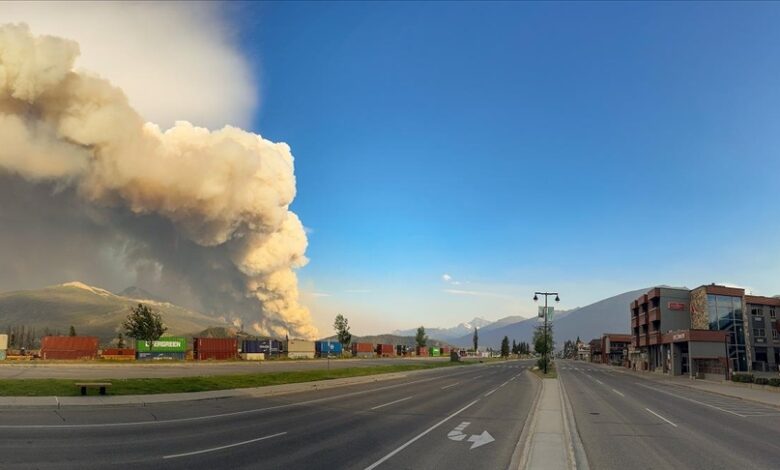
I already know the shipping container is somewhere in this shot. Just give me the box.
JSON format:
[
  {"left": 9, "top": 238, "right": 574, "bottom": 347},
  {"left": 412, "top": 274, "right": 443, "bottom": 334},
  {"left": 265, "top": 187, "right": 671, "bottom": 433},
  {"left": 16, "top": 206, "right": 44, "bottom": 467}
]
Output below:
[
  {"left": 41, "top": 336, "right": 99, "bottom": 360},
  {"left": 286, "top": 339, "right": 315, "bottom": 359},
  {"left": 101, "top": 348, "right": 136, "bottom": 356},
  {"left": 242, "top": 340, "right": 263, "bottom": 353},
  {"left": 240, "top": 352, "right": 265, "bottom": 361},
  {"left": 351, "top": 342, "right": 374, "bottom": 358},
  {"left": 376, "top": 344, "right": 394, "bottom": 357},
  {"left": 100, "top": 348, "right": 136, "bottom": 361},
  {"left": 441, "top": 347, "right": 451, "bottom": 356},
  {"left": 136, "top": 351, "right": 186, "bottom": 360},
  {"left": 0, "top": 334, "right": 7, "bottom": 350},
  {"left": 315, "top": 341, "right": 343, "bottom": 357},
  {"left": 246, "top": 339, "right": 283, "bottom": 356},
  {"left": 0, "top": 350, "right": 6, "bottom": 361},
  {"left": 428, "top": 347, "right": 441, "bottom": 357},
  {"left": 416, "top": 346, "right": 429, "bottom": 357},
  {"left": 193, "top": 338, "right": 238, "bottom": 360},
  {"left": 136, "top": 337, "right": 187, "bottom": 353}
]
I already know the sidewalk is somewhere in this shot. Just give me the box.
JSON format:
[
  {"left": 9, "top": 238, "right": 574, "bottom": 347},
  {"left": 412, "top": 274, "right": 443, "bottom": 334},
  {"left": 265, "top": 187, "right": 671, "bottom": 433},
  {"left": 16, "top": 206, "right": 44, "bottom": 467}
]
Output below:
[
  {"left": 594, "top": 362, "right": 780, "bottom": 409},
  {"left": 517, "top": 378, "right": 576, "bottom": 470}
]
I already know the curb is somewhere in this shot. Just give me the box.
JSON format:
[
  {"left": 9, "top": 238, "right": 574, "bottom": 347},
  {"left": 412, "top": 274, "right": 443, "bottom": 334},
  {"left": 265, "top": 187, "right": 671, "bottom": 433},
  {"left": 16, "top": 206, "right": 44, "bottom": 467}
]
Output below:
[
  {"left": 558, "top": 371, "right": 589, "bottom": 470},
  {"left": 509, "top": 369, "right": 543, "bottom": 470}
]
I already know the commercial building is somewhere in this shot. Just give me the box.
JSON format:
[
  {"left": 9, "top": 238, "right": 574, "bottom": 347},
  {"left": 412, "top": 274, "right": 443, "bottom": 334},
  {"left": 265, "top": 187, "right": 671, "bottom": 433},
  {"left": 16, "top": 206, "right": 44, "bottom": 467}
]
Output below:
[
  {"left": 631, "top": 284, "right": 780, "bottom": 378},
  {"left": 601, "top": 334, "right": 632, "bottom": 366}
]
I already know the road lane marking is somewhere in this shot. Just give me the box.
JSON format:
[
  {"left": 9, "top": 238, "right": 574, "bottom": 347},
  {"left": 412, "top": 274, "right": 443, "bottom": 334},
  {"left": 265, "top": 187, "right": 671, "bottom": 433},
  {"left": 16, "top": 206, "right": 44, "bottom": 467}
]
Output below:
[
  {"left": 0, "top": 367, "right": 479, "bottom": 429},
  {"left": 595, "top": 379, "right": 604, "bottom": 385},
  {"left": 645, "top": 408, "right": 677, "bottom": 427},
  {"left": 441, "top": 382, "right": 461, "bottom": 390},
  {"left": 163, "top": 432, "right": 287, "bottom": 459},
  {"left": 611, "top": 388, "right": 624, "bottom": 397},
  {"left": 363, "top": 400, "right": 479, "bottom": 470},
  {"left": 370, "top": 396, "right": 414, "bottom": 410},
  {"left": 484, "top": 388, "right": 497, "bottom": 397},
  {"left": 633, "top": 382, "right": 745, "bottom": 417}
]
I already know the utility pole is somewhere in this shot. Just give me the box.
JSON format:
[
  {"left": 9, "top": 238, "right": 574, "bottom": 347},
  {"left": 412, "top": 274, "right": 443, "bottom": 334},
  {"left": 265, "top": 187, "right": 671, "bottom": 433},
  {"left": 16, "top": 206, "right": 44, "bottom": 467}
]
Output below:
[{"left": 534, "top": 291, "right": 560, "bottom": 375}]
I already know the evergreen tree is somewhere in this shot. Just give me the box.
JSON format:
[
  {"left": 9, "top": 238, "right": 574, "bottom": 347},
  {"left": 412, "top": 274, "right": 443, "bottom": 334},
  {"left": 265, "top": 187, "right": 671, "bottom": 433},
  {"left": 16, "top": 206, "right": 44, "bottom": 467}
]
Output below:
[
  {"left": 68, "top": 325, "right": 76, "bottom": 337},
  {"left": 500, "top": 336, "right": 510, "bottom": 358},
  {"left": 473, "top": 327, "right": 479, "bottom": 352}
]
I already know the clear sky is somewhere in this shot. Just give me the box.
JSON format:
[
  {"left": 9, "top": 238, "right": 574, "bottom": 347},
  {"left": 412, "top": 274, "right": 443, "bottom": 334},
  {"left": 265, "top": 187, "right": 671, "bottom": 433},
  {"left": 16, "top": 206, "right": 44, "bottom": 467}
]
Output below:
[{"left": 226, "top": 2, "right": 780, "bottom": 335}]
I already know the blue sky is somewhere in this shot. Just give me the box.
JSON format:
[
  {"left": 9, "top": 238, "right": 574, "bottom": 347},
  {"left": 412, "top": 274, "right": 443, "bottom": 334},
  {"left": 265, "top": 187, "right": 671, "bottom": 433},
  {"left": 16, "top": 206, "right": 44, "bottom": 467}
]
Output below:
[{"left": 227, "top": 2, "right": 780, "bottom": 334}]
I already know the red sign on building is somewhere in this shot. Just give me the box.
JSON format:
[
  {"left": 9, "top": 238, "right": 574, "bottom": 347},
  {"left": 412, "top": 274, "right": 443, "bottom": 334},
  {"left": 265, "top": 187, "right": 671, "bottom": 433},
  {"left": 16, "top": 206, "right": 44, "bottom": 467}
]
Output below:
[{"left": 668, "top": 302, "right": 686, "bottom": 311}]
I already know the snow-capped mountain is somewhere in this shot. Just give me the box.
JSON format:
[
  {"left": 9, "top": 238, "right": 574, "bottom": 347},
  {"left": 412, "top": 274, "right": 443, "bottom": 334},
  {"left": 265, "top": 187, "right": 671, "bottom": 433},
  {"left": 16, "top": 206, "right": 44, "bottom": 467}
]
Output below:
[{"left": 392, "top": 316, "right": 504, "bottom": 342}]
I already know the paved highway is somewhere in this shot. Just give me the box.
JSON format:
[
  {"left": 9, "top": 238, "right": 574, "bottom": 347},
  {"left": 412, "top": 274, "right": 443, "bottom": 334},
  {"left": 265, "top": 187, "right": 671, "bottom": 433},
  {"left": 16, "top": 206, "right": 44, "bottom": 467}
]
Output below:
[
  {"left": 559, "top": 360, "right": 780, "bottom": 470},
  {"left": 0, "top": 360, "right": 537, "bottom": 469},
  {"left": 0, "top": 357, "right": 452, "bottom": 379}
]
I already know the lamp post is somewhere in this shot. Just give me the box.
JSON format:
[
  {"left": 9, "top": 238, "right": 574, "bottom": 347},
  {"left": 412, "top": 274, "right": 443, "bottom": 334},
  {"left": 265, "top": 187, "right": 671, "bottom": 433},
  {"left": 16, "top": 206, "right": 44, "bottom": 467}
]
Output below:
[{"left": 534, "top": 291, "right": 560, "bottom": 374}]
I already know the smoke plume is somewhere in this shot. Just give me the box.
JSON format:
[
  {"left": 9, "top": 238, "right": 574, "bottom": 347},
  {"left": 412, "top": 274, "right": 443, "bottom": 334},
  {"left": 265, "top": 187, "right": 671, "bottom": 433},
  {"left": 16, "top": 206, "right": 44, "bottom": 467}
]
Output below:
[{"left": 0, "top": 24, "right": 318, "bottom": 338}]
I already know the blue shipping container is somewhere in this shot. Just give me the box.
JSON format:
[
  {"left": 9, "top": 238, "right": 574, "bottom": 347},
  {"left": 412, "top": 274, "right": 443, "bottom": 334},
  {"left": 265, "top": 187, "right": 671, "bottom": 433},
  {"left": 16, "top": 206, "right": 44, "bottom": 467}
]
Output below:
[{"left": 316, "top": 341, "right": 342, "bottom": 356}]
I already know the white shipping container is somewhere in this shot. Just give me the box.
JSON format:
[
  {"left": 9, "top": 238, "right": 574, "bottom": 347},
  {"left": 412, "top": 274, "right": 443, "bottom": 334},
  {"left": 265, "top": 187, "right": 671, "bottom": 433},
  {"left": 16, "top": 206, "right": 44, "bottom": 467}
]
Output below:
[
  {"left": 240, "top": 353, "right": 265, "bottom": 361},
  {"left": 287, "top": 351, "right": 316, "bottom": 359},
  {"left": 0, "top": 334, "right": 7, "bottom": 350},
  {"left": 286, "top": 339, "right": 315, "bottom": 353}
]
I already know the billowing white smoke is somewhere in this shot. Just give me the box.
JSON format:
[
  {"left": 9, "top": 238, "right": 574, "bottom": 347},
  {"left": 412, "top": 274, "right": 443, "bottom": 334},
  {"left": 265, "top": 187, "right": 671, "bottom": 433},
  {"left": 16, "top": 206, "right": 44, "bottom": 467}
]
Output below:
[{"left": 0, "top": 24, "right": 318, "bottom": 338}]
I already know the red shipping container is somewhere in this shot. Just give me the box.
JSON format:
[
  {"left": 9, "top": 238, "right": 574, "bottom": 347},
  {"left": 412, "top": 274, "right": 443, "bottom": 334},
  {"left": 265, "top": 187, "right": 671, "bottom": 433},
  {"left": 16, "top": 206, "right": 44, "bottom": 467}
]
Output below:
[
  {"left": 351, "top": 342, "right": 373, "bottom": 353},
  {"left": 376, "top": 344, "right": 394, "bottom": 356},
  {"left": 41, "top": 336, "right": 99, "bottom": 360},
  {"left": 416, "top": 346, "right": 429, "bottom": 356},
  {"left": 193, "top": 338, "right": 237, "bottom": 360}
]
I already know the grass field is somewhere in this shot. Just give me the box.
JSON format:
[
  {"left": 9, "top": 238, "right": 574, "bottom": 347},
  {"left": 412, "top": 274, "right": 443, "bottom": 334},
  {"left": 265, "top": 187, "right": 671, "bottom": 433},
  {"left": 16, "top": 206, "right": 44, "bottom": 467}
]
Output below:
[{"left": 0, "top": 361, "right": 464, "bottom": 396}]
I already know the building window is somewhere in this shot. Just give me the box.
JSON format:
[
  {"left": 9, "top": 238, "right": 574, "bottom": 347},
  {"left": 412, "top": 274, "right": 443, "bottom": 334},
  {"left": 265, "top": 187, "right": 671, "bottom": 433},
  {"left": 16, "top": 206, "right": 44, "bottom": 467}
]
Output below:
[
  {"left": 751, "top": 307, "right": 762, "bottom": 316},
  {"left": 753, "top": 328, "right": 765, "bottom": 338},
  {"left": 773, "top": 329, "right": 779, "bottom": 341},
  {"left": 771, "top": 307, "right": 776, "bottom": 319}
]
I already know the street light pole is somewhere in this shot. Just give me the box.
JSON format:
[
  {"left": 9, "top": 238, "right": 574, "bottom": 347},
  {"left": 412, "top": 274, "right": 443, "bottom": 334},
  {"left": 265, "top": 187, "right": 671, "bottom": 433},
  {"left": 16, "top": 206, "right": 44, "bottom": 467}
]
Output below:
[{"left": 534, "top": 291, "right": 560, "bottom": 375}]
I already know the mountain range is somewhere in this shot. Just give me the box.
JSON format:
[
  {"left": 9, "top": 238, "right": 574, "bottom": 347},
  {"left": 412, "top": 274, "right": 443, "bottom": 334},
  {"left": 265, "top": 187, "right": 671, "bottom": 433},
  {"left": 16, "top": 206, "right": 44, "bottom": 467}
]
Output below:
[
  {"left": 0, "top": 282, "right": 231, "bottom": 344},
  {"left": 446, "top": 287, "right": 649, "bottom": 349},
  {"left": 391, "top": 317, "right": 494, "bottom": 342}
]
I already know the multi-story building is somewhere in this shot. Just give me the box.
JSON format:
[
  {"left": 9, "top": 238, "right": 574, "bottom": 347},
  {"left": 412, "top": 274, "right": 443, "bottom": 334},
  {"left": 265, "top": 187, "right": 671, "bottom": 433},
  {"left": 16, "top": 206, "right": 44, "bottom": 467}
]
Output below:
[
  {"left": 631, "top": 284, "right": 780, "bottom": 378},
  {"left": 600, "top": 333, "right": 632, "bottom": 365}
]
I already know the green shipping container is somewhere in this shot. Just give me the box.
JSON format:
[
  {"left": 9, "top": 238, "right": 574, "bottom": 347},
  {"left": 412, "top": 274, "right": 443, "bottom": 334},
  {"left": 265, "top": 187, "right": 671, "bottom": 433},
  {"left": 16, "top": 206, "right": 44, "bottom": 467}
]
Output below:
[
  {"left": 428, "top": 347, "right": 441, "bottom": 357},
  {"left": 136, "top": 337, "right": 187, "bottom": 352}
]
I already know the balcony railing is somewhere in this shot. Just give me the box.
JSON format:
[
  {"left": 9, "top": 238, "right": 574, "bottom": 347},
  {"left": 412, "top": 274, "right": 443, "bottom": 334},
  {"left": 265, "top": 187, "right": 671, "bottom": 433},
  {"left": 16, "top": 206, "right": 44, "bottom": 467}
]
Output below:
[{"left": 648, "top": 307, "right": 661, "bottom": 323}]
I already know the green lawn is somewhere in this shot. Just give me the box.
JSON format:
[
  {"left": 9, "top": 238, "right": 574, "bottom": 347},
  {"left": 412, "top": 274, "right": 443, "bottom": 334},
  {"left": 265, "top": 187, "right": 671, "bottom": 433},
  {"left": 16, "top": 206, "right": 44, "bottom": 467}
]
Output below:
[
  {"left": 0, "top": 361, "right": 464, "bottom": 396},
  {"left": 530, "top": 362, "right": 558, "bottom": 379}
]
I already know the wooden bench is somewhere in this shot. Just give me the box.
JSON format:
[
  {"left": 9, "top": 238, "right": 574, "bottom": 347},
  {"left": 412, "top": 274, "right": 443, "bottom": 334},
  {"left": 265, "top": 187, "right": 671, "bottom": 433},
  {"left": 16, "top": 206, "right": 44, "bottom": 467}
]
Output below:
[{"left": 75, "top": 382, "right": 112, "bottom": 396}]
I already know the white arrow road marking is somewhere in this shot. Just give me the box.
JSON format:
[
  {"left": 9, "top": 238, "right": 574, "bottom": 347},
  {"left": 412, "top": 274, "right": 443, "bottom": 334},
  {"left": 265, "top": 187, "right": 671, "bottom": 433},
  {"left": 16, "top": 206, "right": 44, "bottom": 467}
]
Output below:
[
  {"left": 447, "top": 421, "right": 495, "bottom": 449},
  {"left": 467, "top": 430, "right": 495, "bottom": 450}
]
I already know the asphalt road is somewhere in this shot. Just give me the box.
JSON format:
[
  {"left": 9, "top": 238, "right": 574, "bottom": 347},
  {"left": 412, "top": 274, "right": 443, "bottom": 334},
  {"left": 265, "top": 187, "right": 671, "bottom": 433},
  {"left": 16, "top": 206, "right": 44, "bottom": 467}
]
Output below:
[
  {"left": 559, "top": 360, "right": 780, "bottom": 470},
  {"left": 0, "top": 357, "right": 452, "bottom": 379},
  {"left": 0, "top": 359, "right": 538, "bottom": 469}
]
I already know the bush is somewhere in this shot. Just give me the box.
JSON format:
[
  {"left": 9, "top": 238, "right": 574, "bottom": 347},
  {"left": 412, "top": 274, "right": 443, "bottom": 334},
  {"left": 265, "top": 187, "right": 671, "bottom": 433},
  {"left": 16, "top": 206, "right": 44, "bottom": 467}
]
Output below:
[
  {"left": 754, "top": 377, "right": 769, "bottom": 385},
  {"left": 768, "top": 378, "right": 780, "bottom": 387},
  {"left": 537, "top": 356, "right": 550, "bottom": 371},
  {"left": 732, "top": 374, "right": 754, "bottom": 383}
]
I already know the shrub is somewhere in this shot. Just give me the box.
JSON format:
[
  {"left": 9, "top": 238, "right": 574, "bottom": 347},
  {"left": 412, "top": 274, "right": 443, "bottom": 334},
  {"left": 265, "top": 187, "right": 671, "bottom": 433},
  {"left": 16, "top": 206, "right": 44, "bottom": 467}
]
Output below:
[
  {"left": 754, "top": 377, "right": 769, "bottom": 385},
  {"left": 768, "top": 378, "right": 780, "bottom": 387},
  {"left": 732, "top": 374, "right": 754, "bottom": 383}
]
